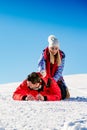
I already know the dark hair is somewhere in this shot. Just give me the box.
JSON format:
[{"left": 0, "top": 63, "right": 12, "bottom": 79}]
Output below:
[{"left": 27, "top": 72, "right": 41, "bottom": 84}]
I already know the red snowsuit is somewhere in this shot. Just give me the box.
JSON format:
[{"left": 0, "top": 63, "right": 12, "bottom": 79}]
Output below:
[{"left": 13, "top": 74, "right": 62, "bottom": 101}]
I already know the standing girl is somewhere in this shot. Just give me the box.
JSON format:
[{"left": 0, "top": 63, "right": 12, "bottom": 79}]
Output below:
[{"left": 38, "top": 35, "right": 70, "bottom": 99}]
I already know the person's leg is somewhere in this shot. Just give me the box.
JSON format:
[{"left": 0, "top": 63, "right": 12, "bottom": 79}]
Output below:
[{"left": 57, "top": 80, "right": 70, "bottom": 99}]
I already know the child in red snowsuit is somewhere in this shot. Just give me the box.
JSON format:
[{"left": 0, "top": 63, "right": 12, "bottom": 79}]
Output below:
[{"left": 13, "top": 72, "right": 62, "bottom": 101}]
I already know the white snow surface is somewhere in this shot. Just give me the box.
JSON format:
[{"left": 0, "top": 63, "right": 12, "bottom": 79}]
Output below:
[{"left": 0, "top": 74, "right": 87, "bottom": 130}]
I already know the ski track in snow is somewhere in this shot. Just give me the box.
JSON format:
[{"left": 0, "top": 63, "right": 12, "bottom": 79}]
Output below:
[{"left": 0, "top": 74, "right": 87, "bottom": 130}]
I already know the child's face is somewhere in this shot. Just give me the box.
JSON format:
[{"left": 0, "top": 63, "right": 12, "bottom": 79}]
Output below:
[
  {"left": 27, "top": 81, "right": 40, "bottom": 89},
  {"left": 49, "top": 46, "right": 58, "bottom": 55}
]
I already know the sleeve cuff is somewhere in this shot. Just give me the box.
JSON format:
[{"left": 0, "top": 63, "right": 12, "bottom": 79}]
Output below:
[
  {"left": 22, "top": 96, "right": 27, "bottom": 100},
  {"left": 44, "top": 96, "right": 47, "bottom": 101}
]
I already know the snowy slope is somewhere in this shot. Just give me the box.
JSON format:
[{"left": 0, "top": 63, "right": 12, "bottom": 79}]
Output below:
[{"left": 0, "top": 74, "right": 87, "bottom": 130}]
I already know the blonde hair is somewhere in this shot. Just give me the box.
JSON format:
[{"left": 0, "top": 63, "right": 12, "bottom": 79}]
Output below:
[{"left": 49, "top": 49, "right": 61, "bottom": 66}]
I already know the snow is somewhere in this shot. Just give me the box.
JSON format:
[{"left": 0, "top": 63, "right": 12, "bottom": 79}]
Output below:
[{"left": 0, "top": 74, "right": 87, "bottom": 130}]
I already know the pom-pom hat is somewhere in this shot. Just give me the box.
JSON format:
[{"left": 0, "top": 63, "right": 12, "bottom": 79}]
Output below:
[{"left": 48, "top": 35, "right": 59, "bottom": 48}]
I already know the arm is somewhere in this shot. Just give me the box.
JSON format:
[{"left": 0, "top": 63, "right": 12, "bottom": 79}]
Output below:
[
  {"left": 38, "top": 52, "right": 46, "bottom": 77},
  {"left": 12, "top": 80, "right": 28, "bottom": 100},
  {"left": 53, "top": 57, "right": 65, "bottom": 82},
  {"left": 38, "top": 52, "right": 46, "bottom": 72}
]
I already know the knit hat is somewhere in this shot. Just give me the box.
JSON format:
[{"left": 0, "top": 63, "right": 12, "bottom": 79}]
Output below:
[{"left": 48, "top": 35, "right": 59, "bottom": 48}]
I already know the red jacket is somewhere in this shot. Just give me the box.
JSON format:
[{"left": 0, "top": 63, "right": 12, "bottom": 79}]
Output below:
[{"left": 13, "top": 74, "right": 62, "bottom": 101}]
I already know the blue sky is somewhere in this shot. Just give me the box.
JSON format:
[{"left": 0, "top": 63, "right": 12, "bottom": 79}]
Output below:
[{"left": 0, "top": 0, "right": 87, "bottom": 84}]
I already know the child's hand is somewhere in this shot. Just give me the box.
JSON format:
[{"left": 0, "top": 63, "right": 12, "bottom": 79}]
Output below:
[
  {"left": 25, "top": 95, "right": 35, "bottom": 101},
  {"left": 36, "top": 94, "right": 44, "bottom": 101},
  {"left": 40, "top": 70, "right": 46, "bottom": 77}
]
